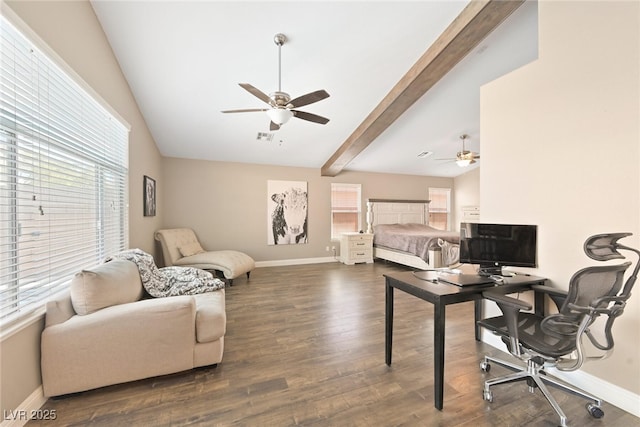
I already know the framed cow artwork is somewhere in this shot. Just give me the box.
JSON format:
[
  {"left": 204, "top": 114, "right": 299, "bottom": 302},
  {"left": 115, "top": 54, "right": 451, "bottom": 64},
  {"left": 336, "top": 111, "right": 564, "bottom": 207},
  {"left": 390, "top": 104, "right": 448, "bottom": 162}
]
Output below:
[{"left": 267, "top": 180, "right": 308, "bottom": 245}]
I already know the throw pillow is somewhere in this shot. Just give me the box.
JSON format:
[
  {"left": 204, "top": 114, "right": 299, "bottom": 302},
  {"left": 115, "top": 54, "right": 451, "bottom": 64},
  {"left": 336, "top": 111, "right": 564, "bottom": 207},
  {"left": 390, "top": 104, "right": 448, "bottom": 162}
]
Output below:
[
  {"left": 70, "top": 259, "right": 143, "bottom": 315},
  {"left": 179, "top": 241, "right": 205, "bottom": 257}
]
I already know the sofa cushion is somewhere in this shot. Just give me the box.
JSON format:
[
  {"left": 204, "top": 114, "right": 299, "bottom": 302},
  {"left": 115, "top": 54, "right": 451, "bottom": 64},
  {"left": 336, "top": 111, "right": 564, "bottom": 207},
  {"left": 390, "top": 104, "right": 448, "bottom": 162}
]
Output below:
[
  {"left": 179, "top": 241, "right": 204, "bottom": 257},
  {"left": 193, "top": 290, "right": 226, "bottom": 343},
  {"left": 70, "top": 260, "right": 143, "bottom": 315}
]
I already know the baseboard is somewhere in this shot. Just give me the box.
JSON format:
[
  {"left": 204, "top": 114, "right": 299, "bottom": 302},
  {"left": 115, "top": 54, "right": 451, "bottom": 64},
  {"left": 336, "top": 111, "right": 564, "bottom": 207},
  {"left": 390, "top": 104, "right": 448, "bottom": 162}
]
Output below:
[
  {"left": 483, "top": 333, "right": 640, "bottom": 418},
  {"left": 1, "top": 386, "right": 47, "bottom": 427},
  {"left": 255, "top": 257, "right": 339, "bottom": 268}
]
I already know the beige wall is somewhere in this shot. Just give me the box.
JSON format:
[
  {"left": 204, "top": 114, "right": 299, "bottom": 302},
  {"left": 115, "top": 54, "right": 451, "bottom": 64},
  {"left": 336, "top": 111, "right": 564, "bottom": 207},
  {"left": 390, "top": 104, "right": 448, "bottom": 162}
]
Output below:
[
  {"left": 161, "top": 157, "right": 453, "bottom": 263},
  {"left": 1, "top": 0, "right": 164, "bottom": 413},
  {"left": 481, "top": 0, "right": 639, "bottom": 397}
]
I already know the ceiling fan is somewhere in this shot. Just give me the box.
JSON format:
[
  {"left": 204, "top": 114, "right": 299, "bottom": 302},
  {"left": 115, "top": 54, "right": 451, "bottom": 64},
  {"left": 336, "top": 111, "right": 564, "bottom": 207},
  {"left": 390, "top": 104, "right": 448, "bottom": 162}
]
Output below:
[
  {"left": 437, "top": 134, "right": 480, "bottom": 167},
  {"left": 221, "top": 33, "right": 330, "bottom": 131}
]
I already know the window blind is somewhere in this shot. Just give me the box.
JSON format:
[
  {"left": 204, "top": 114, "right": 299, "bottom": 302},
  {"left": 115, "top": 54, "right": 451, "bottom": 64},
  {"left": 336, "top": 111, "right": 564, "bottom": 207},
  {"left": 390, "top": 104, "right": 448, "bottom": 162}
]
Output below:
[
  {"left": 331, "top": 183, "right": 361, "bottom": 239},
  {"left": 428, "top": 188, "right": 450, "bottom": 213},
  {"left": 0, "top": 16, "right": 129, "bottom": 325},
  {"left": 428, "top": 188, "right": 450, "bottom": 230}
]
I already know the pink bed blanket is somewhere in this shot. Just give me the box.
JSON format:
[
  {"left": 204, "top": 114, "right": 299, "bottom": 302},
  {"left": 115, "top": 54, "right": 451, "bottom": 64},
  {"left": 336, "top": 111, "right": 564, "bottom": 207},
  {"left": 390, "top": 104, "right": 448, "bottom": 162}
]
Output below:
[{"left": 373, "top": 223, "right": 460, "bottom": 262}]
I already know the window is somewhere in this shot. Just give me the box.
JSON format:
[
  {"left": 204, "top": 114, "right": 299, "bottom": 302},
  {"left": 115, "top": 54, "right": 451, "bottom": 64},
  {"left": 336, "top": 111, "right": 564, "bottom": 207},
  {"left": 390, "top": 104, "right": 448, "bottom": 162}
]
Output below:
[
  {"left": 428, "top": 188, "right": 451, "bottom": 230},
  {"left": 331, "top": 183, "right": 361, "bottom": 239},
  {"left": 0, "top": 16, "right": 129, "bottom": 326}
]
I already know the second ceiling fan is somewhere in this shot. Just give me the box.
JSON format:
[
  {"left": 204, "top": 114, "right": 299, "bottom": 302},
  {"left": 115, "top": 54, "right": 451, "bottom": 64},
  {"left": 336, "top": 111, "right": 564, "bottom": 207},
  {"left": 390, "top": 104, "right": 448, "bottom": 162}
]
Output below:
[
  {"left": 437, "top": 134, "right": 480, "bottom": 167},
  {"left": 222, "top": 33, "right": 330, "bottom": 131}
]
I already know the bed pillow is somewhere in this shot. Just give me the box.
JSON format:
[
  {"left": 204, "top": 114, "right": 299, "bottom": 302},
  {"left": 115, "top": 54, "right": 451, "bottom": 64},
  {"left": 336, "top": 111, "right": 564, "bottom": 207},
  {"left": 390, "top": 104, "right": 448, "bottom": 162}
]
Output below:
[
  {"left": 179, "top": 241, "right": 205, "bottom": 257},
  {"left": 70, "top": 259, "right": 143, "bottom": 315}
]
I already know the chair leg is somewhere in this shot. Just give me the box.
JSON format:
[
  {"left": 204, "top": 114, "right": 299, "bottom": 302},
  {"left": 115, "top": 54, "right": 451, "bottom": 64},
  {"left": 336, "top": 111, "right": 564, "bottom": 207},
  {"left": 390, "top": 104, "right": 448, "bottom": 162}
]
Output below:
[
  {"left": 484, "top": 369, "right": 531, "bottom": 389},
  {"left": 481, "top": 356, "right": 603, "bottom": 427},
  {"left": 538, "top": 370, "right": 603, "bottom": 409},
  {"left": 246, "top": 271, "right": 251, "bottom": 280},
  {"left": 483, "top": 354, "right": 525, "bottom": 372},
  {"left": 529, "top": 370, "right": 569, "bottom": 427}
]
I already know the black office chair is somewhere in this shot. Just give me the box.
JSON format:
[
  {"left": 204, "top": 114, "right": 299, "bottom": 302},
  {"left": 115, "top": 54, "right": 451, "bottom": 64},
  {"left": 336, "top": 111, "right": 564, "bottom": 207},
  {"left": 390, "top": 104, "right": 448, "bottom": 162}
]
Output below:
[{"left": 477, "top": 232, "right": 639, "bottom": 427}]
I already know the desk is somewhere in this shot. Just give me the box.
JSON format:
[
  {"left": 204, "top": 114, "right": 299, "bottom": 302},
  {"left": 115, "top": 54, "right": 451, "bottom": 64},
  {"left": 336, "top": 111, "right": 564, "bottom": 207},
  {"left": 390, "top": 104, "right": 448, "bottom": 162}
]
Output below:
[{"left": 384, "top": 270, "right": 546, "bottom": 410}]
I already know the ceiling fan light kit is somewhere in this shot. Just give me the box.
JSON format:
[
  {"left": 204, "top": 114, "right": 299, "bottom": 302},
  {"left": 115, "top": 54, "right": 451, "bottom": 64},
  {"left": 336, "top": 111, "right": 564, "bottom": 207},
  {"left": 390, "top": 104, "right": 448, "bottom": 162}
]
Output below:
[
  {"left": 266, "top": 108, "right": 293, "bottom": 125},
  {"left": 222, "top": 33, "right": 330, "bottom": 131}
]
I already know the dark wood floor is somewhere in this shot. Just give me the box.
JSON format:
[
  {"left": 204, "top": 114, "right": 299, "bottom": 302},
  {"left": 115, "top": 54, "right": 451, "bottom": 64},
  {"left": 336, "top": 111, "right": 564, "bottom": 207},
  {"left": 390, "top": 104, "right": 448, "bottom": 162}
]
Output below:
[{"left": 29, "top": 261, "right": 638, "bottom": 426}]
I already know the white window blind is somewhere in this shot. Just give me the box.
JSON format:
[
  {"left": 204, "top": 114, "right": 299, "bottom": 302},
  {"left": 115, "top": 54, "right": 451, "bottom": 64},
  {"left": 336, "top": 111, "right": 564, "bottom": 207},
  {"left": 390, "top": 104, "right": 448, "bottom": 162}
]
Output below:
[
  {"left": 428, "top": 188, "right": 451, "bottom": 230},
  {"left": 331, "top": 183, "right": 361, "bottom": 239},
  {"left": 0, "top": 16, "right": 129, "bottom": 325}
]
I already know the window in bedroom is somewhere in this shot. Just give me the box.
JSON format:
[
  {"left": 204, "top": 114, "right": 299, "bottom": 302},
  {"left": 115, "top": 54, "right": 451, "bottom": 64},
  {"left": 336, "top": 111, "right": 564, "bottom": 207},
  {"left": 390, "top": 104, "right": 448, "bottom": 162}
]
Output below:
[
  {"left": 0, "top": 16, "right": 129, "bottom": 328},
  {"left": 330, "top": 183, "right": 361, "bottom": 240},
  {"left": 428, "top": 187, "right": 451, "bottom": 230}
]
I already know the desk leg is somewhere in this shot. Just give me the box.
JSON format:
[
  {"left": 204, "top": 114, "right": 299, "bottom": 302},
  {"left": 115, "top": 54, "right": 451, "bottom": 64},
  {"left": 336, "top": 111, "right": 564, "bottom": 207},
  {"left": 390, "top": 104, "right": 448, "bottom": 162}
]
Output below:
[
  {"left": 535, "top": 288, "right": 544, "bottom": 317},
  {"left": 385, "top": 281, "right": 394, "bottom": 366},
  {"left": 434, "top": 302, "right": 445, "bottom": 410},
  {"left": 474, "top": 299, "right": 483, "bottom": 341}
]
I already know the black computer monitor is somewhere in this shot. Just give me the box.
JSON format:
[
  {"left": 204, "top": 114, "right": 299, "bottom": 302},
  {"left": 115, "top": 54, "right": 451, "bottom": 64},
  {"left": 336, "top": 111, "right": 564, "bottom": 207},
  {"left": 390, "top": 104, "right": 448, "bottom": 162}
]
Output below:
[{"left": 459, "top": 222, "right": 537, "bottom": 276}]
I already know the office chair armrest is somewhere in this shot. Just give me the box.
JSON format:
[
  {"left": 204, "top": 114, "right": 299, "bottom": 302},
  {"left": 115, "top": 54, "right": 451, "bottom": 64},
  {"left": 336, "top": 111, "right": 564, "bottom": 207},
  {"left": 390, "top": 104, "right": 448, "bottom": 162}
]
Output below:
[
  {"left": 530, "top": 284, "right": 567, "bottom": 297},
  {"left": 482, "top": 291, "right": 532, "bottom": 356},
  {"left": 531, "top": 284, "right": 567, "bottom": 311},
  {"left": 482, "top": 290, "right": 533, "bottom": 311}
]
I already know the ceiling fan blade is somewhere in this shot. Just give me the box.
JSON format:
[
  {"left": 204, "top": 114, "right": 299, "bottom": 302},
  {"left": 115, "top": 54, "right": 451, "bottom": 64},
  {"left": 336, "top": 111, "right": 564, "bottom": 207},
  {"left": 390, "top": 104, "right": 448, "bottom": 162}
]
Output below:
[
  {"left": 270, "top": 121, "right": 280, "bottom": 131},
  {"left": 292, "top": 110, "right": 330, "bottom": 125},
  {"left": 221, "top": 108, "right": 269, "bottom": 113},
  {"left": 288, "top": 90, "right": 330, "bottom": 108},
  {"left": 239, "top": 83, "right": 272, "bottom": 105}
]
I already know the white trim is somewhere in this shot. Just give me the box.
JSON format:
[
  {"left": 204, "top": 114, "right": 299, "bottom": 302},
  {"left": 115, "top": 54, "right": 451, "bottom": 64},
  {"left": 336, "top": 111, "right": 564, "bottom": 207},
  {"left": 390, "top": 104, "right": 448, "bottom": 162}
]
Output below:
[
  {"left": 0, "top": 3, "right": 130, "bottom": 131},
  {"left": 1, "top": 288, "right": 69, "bottom": 342},
  {"left": 0, "top": 309, "right": 45, "bottom": 343},
  {"left": 0, "top": 386, "right": 47, "bottom": 427},
  {"left": 255, "top": 257, "right": 338, "bottom": 268},
  {"left": 483, "top": 333, "right": 640, "bottom": 418}
]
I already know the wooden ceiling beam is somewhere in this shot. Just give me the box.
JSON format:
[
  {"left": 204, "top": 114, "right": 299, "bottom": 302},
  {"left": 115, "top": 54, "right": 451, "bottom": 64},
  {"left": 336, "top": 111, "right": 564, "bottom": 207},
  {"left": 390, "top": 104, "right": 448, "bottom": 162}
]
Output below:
[{"left": 320, "top": 0, "right": 524, "bottom": 177}]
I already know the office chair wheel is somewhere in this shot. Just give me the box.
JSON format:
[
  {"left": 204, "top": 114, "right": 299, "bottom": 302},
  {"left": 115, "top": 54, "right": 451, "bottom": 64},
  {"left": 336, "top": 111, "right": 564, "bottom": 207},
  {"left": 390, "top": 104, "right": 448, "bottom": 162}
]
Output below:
[
  {"left": 480, "top": 361, "right": 490, "bottom": 372},
  {"left": 586, "top": 403, "right": 604, "bottom": 419},
  {"left": 483, "top": 389, "right": 493, "bottom": 402}
]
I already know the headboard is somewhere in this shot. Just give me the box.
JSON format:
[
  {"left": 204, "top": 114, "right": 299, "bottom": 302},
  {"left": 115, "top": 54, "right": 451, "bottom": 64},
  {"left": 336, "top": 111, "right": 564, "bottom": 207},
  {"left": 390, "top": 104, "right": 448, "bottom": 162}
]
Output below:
[{"left": 366, "top": 199, "right": 430, "bottom": 233}]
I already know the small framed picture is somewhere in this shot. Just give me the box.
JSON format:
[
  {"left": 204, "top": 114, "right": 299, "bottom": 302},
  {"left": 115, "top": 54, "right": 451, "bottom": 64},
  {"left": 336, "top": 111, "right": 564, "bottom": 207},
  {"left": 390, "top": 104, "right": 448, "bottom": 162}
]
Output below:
[{"left": 143, "top": 175, "right": 156, "bottom": 217}]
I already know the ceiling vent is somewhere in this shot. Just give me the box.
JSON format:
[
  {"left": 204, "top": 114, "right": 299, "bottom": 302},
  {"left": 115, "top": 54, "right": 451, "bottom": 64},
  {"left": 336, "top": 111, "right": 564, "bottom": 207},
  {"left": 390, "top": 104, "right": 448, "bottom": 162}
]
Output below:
[{"left": 256, "top": 132, "right": 274, "bottom": 142}]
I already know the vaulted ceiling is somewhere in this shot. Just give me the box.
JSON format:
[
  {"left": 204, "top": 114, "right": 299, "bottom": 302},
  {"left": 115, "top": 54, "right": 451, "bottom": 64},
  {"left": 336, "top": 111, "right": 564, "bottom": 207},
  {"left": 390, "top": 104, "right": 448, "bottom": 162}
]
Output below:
[{"left": 91, "top": 0, "right": 538, "bottom": 178}]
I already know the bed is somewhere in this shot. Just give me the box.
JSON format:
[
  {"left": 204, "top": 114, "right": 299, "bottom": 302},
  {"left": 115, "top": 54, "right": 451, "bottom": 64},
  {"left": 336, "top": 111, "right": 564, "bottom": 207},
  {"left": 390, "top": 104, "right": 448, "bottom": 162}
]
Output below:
[{"left": 366, "top": 199, "right": 460, "bottom": 270}]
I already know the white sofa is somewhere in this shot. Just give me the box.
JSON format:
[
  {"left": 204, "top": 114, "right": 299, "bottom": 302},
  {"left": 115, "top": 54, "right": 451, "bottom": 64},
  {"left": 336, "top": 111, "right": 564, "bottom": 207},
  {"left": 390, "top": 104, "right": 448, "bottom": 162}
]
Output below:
[{"left": 40, "top": 259, "right": 226, "bottom": 397}]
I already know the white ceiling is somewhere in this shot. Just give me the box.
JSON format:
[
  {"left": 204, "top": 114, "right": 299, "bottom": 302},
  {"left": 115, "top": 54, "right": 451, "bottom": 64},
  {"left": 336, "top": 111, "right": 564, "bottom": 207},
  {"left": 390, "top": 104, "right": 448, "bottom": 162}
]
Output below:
[{"left": 91, "top": 1, "right": 538, "bottom": 178}]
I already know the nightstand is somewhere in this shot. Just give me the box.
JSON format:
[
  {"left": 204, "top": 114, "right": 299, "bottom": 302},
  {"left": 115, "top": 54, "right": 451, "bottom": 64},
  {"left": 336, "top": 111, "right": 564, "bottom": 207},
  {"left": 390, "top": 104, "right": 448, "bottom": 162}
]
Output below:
[{"left": 340, "top": 232, "right": 374, "bottom": 265}]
